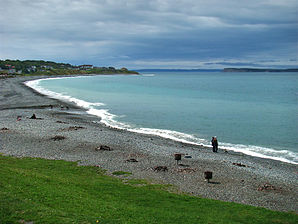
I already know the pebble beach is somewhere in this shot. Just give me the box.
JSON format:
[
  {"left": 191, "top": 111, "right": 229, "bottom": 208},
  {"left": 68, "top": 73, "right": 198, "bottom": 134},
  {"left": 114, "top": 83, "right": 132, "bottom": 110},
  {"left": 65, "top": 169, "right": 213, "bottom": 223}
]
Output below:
[{"left": 0, "top": 75, "right": 297, "bottom": 212}]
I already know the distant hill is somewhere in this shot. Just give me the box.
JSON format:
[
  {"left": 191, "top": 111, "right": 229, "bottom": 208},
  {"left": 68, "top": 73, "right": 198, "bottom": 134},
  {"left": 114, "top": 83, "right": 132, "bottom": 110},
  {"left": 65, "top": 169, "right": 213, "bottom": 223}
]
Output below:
[
  {"left": 223, "top": 68, "right": 298, "bottom": 72},
  {"left": 136, "top": 69, "right": 221, "bottom": 72},
  {"left": 0, "top": 59, "right": 138, "bottom": 75}
]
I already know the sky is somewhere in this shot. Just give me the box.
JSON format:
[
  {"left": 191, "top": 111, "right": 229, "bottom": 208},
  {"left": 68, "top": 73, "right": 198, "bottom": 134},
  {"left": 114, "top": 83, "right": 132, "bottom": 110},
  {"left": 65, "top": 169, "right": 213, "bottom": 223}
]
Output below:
[{"left": 0, "top": 0, "right": 297, "bottom": 69}]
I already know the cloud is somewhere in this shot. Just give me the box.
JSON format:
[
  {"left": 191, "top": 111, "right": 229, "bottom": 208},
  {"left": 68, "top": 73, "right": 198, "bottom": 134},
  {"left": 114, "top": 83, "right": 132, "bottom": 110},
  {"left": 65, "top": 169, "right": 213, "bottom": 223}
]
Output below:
[{"left": 0, "top": 0, "right": 297, "bottom": 68}]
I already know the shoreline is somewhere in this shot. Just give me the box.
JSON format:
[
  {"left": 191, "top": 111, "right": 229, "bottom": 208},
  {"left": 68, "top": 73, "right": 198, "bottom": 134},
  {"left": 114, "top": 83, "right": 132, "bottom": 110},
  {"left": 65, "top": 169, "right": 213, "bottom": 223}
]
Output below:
[{"left": 0, "top": 75, "right": 297, "bottom": 212}]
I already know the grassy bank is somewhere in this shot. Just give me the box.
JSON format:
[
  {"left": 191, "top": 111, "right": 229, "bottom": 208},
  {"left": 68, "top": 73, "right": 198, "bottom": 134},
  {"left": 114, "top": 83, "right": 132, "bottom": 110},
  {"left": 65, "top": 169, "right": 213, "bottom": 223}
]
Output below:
[{"left": 0, "top": 155, "right": 296, "bottom": 224}]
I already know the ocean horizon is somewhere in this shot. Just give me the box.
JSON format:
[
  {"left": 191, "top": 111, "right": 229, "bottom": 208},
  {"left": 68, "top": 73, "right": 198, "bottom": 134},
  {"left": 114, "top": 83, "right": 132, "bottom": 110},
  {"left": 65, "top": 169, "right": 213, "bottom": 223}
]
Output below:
[{"left": 25, "top": 71, "right": 298, "bottom": 164}]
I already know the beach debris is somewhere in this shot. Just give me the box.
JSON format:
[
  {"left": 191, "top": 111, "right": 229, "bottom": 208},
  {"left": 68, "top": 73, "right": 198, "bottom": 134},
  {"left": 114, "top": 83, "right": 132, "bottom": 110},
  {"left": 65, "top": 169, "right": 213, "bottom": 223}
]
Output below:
[
  {"left": 257, "top": 183, "right": 279, "bottom": 192},
  {"left": 60, "top": 105, "right": 69, "bottom": 110},
  {"left": 204, "top": 171, "right": 213, "bottom": 183},
  {"left": 184, "top": 154, "right": 192, "bottom": 158},
  {"left": 178, "top": 164, "right": 190, "bottom": 167},
  {"left": 153, "top": 166, "right": 168, "bottom": 172},
  {"left": 95, "top": 145, "right": 112, "bottom": 151},
  {"left": 129, "top": 153, "right": 146, "bottom": 158},
  {"left": 50, "top": 135, "right": 66, "bottom": 141},
  {"left": 177, "top": 168, "right": 196, "bottom": 173},
  {"left": 17, "top": 116, "right": 22, "bottom": 121},
  {"left": 126, "top": 158, "right": 138, "bottom": 162},
  {"left": 59, "top": 126, "right": 85, "bottom": 131},
  {"left": 232, "top": 162, "right": 247, "bottom": 167},
  {"left": 174, "top": 153, "right": 182, "bottom": 165},
  {"left": 56, "top": 120, "right": 69, "bottom": 124},
  {"left": 29, "top": 114, "right": 43, "bottom": 120}
]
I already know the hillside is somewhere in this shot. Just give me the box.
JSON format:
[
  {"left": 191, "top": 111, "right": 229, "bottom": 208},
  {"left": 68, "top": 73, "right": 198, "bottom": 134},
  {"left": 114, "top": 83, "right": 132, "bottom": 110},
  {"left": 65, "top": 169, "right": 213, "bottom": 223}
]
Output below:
[{"left": 0, "top": 59, "right": 138, "bottom": 76}]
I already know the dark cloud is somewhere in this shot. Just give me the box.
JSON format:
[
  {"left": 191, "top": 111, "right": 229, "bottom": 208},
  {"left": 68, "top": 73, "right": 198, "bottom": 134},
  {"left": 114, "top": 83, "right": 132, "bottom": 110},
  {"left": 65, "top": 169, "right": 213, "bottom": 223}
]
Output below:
[{"left": 0, "top": 0, "right": 297, "bottom": 68}]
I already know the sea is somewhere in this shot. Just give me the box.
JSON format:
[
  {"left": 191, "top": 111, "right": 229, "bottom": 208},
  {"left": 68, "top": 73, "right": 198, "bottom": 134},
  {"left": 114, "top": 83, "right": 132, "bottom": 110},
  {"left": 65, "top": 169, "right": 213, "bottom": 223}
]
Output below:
[{"left": 25, "top": 71, "right": 298, "bottom": 164}]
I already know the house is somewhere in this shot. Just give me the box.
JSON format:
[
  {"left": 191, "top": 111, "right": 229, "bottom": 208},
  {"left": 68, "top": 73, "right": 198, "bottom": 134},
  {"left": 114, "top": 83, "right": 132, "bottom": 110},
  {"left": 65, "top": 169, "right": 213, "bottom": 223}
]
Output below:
[
  {"left": 8, "top": 68, "right": 16, "bottom": 74},
  {"left": 27, "top": 66, "right": 37, "bottom": 72},
  {"left": 78, "top": 64, "right": 93, "bottom": 70},
  {"left": 41, "top": 65, "right": 53, "bottom": 69}
]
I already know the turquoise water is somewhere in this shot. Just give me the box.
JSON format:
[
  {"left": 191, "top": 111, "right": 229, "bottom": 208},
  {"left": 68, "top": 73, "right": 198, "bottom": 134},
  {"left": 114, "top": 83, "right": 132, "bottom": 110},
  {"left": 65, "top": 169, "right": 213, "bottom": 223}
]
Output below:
[{"left": 26, "top": 72, "right": 298, "bottom": 164}]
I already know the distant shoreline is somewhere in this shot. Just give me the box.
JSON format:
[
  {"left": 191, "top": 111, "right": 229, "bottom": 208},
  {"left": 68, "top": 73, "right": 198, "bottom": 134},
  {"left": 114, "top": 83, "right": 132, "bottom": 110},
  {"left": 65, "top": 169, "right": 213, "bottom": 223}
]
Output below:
[
  {"left": 223, "top": 68, "right": 298, "bottom": 72},
  {"left": 136, "top": 68, "right": 298, "bottom": 73}
]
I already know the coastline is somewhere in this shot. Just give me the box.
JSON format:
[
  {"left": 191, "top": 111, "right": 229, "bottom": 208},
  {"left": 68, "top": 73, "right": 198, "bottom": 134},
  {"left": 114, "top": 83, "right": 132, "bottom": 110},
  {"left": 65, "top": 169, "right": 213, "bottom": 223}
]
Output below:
[{"left": 0, "top": 75, "right": 297, "bottom": 212}]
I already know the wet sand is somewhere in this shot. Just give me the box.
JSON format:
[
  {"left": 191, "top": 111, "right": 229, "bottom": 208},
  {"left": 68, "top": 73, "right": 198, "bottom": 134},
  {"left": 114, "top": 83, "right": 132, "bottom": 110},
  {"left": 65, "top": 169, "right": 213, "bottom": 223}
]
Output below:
[{"left": 0, "top": 75, "right": 297, "bottom": 212}]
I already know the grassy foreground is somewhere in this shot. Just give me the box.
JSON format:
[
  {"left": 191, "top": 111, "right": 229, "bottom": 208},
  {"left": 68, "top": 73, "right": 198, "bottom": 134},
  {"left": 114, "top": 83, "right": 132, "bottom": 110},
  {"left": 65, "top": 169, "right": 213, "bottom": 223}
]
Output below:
[{"left": 0, "top": 155, "right": 296, "bottom": 224}]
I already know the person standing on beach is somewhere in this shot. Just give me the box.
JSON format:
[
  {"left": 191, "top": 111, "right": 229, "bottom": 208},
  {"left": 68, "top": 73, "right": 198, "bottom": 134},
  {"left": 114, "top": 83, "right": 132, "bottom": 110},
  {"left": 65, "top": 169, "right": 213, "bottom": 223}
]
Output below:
[{"left": 211, "top": 136, "right": 218, "bottom": 152}]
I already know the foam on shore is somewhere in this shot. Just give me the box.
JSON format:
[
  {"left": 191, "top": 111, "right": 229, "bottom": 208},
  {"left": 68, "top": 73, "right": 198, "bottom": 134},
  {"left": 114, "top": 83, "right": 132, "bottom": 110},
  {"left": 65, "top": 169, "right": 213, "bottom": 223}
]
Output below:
[{"left": 25, "top": 78, "right": 105, "bottom": 109}]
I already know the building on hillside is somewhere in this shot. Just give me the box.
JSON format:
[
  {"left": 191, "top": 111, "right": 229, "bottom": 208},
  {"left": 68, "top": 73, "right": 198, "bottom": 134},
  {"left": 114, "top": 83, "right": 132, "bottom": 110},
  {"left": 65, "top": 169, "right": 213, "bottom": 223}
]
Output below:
[
  {"left": 41, "top": 65, "right": 53, "bottom": 69},
  {"left": 27, "top": 66, "right": 37, "bottom": 73},
  {"left": 8, "top": 68, "right": 16, "bottom": 74},
  {"left": 78, "top": 65, "right": 93, "bottom": 70}
]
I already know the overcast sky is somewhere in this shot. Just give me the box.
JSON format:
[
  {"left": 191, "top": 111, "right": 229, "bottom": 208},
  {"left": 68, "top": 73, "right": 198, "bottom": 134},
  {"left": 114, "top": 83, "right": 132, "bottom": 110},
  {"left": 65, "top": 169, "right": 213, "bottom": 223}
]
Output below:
[{"left": 1, "top": 0, "right": 297, "bottom": 69}]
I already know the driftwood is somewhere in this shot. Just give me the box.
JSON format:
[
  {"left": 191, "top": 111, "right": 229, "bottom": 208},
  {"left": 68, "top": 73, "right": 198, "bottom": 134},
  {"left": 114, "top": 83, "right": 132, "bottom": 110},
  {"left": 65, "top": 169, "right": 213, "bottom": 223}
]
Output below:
[
  {"left": 29, "top": 114, "right": 43, "bottom": 120},
  {"left": 126, "top": 158, "right": 138, "bottom": 162},
  {"left": 95, "top": 145, "right": 112, "bottom": 151},
  {"left": 232, "top": 162, "right": 247, "bottom": 167},
  {"left": 176, "top": 168, "right": 196, "bottom": 173},
  {"left": 258, "top": 183, "right": 279, "bottom": 191},
  {"left": 59, "top": 126, "right": 85, "bottom": 131},
  {"left": 153, "top": 166, "right": 168, "bottom": 172},
  {"left": 56, "top": 120, "right": 69, "bottom": 124},
  {"left": 50, "top": 135, "right": 66, "bottom": 141}
]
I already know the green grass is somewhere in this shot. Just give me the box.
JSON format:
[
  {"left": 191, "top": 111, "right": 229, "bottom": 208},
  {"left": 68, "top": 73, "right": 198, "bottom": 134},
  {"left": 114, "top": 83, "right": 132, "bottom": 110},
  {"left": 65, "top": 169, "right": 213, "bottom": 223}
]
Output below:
[
  {"left": 112, "top": 171, "right": 132, "bottom": 176},
  {"left": 0, "top": 155, "right": 296, "bottom": 224}
]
